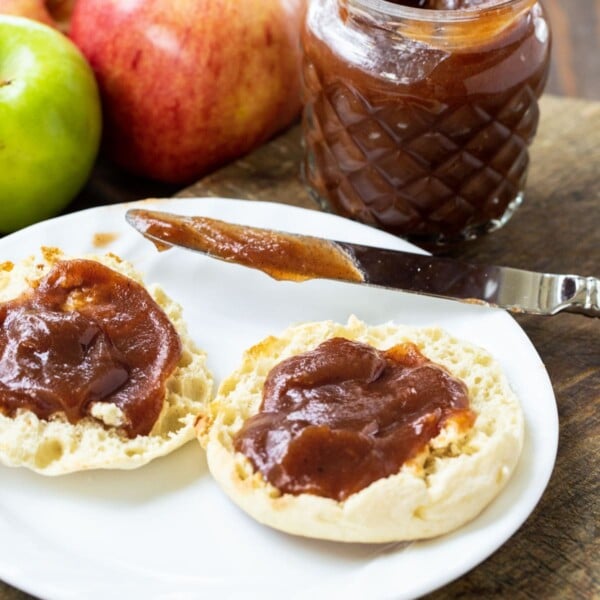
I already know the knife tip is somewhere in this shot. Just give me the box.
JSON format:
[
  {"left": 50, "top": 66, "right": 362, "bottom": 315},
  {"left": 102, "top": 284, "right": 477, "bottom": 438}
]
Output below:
[{"left": 125, "top": 208, "right": 148, "bottom": 232}]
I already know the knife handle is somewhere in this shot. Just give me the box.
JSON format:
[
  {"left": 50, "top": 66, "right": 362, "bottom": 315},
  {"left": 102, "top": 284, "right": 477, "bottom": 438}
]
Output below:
[{"left": 563, "top": 275, "right": 600, "bottom": 317}]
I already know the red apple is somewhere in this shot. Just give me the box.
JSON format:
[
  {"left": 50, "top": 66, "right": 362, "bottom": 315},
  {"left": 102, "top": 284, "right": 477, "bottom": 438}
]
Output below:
[
  {"left": 69, "top": 0, "right": 306, "bottom": 184},
  {"left": 0, "top": 0, "right": 55, "bottom": 26},
  {"left": 0, "top": 0, "right": 73, "bottom": 30}
]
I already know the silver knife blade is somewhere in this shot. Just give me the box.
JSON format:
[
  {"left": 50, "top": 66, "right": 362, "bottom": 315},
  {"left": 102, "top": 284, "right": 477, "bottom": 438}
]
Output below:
[{"left": 125, "top": 208, "right": 599, "bottom": 317}]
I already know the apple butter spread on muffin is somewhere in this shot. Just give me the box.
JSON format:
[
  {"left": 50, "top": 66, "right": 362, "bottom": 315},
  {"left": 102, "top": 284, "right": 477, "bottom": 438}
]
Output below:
[
  {"left": 0, "top": 247, "right": 212, "bottom": 475},
  {"left": 201, "top": 317, "right": 523, "bottom": 542}
]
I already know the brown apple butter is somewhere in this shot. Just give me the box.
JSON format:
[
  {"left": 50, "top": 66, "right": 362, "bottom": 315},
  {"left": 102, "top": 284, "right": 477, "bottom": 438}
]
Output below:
[
  {"left": 128, "top": 209, "right": 364, "bottom": 283},
  {"left": 234, "top": 337, "right": 474, "bottom": 501},
  {"left": 0, "top": 259, "right": 182, "bottom": 438},
  {"left": 302, "top": 0, "right": 551, "bottom": 243},
  {"left": 391, "top": 1, "right": 500, "bottom": 8}
]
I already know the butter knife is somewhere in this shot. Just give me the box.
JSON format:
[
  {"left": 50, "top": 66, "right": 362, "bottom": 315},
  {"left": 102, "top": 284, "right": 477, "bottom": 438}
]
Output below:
[{"left": 125, "top": 208, "right": 599, "bottom": 317}]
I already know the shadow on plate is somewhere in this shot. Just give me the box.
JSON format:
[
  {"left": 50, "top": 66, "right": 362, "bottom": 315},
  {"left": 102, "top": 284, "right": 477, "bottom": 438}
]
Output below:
[{"left": 0, "top": 440, "right": 208, "bottom": 505}]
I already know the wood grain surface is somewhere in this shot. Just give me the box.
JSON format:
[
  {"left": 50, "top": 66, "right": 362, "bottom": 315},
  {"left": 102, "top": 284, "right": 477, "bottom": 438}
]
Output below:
[{"left": 543, "top": 0, "right": 600, "bottom": 100}]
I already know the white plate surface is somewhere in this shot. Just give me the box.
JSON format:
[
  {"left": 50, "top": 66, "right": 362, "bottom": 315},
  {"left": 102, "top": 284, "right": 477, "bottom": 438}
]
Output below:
[{"left": 0, "top": 198, "right": 557, "bottom": 600}]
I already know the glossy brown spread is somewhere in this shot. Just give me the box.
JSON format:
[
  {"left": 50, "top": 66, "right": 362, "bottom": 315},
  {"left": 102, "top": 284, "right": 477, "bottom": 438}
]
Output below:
[
  {"left": 128, "top": 209, "right": 364, "bottom": 283},
  {"left": 0, "top": 259, "right": 182, "bottom": 438},
  {"left": 391, "top": 0, "right": 495, "bottom": 8},
  {"left": 302, "top": 0, "right": 551, "bottom": 241},
  {"left": 234, "top": 338, "right": 474, "bottom": 501}
]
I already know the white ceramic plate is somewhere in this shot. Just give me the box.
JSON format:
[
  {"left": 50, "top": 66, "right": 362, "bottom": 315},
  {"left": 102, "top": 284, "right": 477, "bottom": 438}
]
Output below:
[{"left": 0, "top": 198, "right": 557, "bottom": 600}]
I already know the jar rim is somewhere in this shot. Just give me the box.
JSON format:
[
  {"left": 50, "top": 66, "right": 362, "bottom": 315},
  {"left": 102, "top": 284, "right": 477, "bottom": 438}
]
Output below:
[{"left": 344, "top": 0, "right": 535, "bottom": 23}]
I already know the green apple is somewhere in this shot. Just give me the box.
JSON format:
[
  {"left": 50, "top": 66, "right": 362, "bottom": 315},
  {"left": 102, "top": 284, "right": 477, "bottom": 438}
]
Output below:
[{"left": 0, "top": 15, "right": 101, "bottom": 233}]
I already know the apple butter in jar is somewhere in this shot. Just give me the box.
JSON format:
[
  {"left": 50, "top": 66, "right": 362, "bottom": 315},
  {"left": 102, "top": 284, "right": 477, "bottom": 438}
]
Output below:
[{"left": 301, "top": 0, "right": 551, "bottom": 243}]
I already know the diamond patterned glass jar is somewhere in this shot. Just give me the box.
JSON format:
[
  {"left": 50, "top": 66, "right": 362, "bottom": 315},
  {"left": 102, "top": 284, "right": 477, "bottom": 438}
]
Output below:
[{"left": 301, "top": 0, "right": 551, "bottom": 244}]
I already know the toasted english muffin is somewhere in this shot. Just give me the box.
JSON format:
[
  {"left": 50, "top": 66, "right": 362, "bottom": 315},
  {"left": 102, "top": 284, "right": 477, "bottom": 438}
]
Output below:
[
  {"left": 0, "top": 247, "right": 212, "bottom": 475},
  {"left": 201, "top": 316, "right": 524, "bottom": 543}
]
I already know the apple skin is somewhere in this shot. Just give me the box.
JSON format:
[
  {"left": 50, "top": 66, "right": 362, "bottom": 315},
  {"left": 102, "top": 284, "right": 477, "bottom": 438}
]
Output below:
[
  {"left": 0, "top": 1, "right": 75, "bottom": 31},
  {"left": 69, "top": 0, "right": 306, "bottom": 184},
  {"left": 0, "top": 0, "right": 55, "bottom": 25},
  {"left": 0, "top": 16, "right": 101, "bottom": 232}
]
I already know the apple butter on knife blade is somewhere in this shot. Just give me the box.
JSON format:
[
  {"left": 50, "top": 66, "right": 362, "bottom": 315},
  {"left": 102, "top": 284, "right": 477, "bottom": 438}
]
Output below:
[{"left": 126, "top": 208, "right": 364, "bottom": 283}]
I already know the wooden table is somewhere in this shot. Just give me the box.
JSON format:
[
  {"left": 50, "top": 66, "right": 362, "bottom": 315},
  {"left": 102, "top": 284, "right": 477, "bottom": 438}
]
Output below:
[
  {"left": 543, "top": 0, "right": 600, "bottom": 100},
  {"left": 1, "top": 93, "right": 598, "bottom": 600}
]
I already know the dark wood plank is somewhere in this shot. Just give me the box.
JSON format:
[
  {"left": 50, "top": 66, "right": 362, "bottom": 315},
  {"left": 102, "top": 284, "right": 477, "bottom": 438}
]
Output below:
[{"left": 544, "top": 0, "right": 600, "bottom": 100}]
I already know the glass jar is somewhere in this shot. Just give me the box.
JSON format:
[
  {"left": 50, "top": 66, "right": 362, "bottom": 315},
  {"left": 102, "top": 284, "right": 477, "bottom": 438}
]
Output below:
[{"left": 301, "top": 0, "right": 551, "bottom": 244}]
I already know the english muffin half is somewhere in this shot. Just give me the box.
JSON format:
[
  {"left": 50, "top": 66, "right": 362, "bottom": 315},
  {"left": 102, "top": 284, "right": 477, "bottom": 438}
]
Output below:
[
  {"left": 201, "top": 316, "right": 523, "bottom": 543},
  {"left": 0, "top": 247, "right": 212, "bottom": 475}
]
